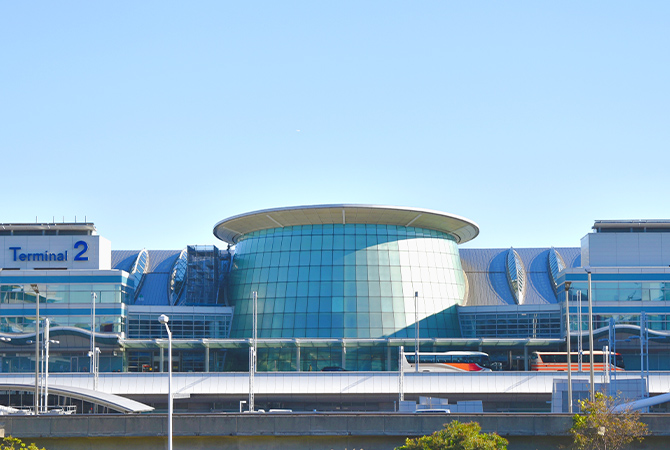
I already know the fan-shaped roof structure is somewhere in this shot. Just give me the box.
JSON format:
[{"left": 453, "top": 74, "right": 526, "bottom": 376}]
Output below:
[{"left": 213, "top": 204, "right": 479, "bottom": 245}]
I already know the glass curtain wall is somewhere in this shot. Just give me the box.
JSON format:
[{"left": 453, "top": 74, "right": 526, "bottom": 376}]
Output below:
[{"left": 229, "top": 224, "right": 466, "bottom": 342}]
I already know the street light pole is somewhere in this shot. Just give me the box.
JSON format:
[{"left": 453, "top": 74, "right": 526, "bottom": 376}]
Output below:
[
  {"left": 30, "top": 284, "right": 40, "bottom": 415},
  {"left": 88, "top": 347, "right": 101, "bottom": 391},
  {"left": 91, "top": 292, "right": 97, "bottom": 374},
  {"left": 43, "top": 318, "right": 59, "bottom": 413},
  {"left": 398, "top": 345, "right": 404, "bottom": 405},
  {"left": 158, "top": 314, "right": 172, "bottom": 450},
  {"left": 587, "top": 269, "right": 595, "bottom": 402},
  {"left": 250, "top": 291, "right": 257, "bottom": 413},
  {"left": 565, "top": 281, "right": 573, "bottom": 413},
  {"left": 414, "top": 292, "right": 419, "bottom": 373}
]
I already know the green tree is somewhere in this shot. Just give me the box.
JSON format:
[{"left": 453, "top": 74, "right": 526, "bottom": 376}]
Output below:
[
  {"left": 570, "top": 392, "right": 649, "bottom": 450},
  {"left": 0, "top": 436, "right": 47, "bottom": 450},
  {"left": 396, "top": 420, "right": 508, "bottom": 450}
]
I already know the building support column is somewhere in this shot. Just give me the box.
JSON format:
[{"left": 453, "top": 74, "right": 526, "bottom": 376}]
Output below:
[
  {"left": 387, "top": 345, "right": 392, "bottom": 371},
  {"left": 296, "top": 346, "right": 301, "bottom": 372},
  {"left": 160, "top": 347, "right": 164, "bottom": 373},
  {"left": 524, "top": 346, "right": 528, "bottom": 371},
  {"left": 205, "top": 347, "right": 210, "bottom": 373}
]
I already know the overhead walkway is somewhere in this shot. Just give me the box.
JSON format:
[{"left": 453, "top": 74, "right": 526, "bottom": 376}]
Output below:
[{"left": 0, "top": 383, "right": 153, "bottom": 413}]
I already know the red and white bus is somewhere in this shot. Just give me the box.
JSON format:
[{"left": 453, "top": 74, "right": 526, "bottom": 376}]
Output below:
[
  {"left": 402, "top": 352, "right": 491, "bottom": 373},
  {"left": 530, "top": 351, "right": 625, "bottom": 372}
]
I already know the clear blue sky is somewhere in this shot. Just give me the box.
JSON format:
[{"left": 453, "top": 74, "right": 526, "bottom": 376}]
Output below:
[{"left": 2, "top": 2, "right": 669, "bottom": 251}]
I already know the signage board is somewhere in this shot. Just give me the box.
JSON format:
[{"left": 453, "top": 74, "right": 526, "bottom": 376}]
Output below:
[{"left": 0, "top": 236, "right": 111, "bottom": 270}]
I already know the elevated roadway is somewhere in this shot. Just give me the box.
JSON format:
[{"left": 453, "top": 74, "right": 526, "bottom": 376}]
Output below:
[{"left": 1, "top": 371, "right": 669, "bottom": 412}]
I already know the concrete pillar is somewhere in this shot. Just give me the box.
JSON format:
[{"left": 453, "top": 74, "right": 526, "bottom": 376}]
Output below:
[
  {"left": 160, "top": 347, "right": 164, "bottom": 373},
  {"left": 205, "top": 347, "right": 210, "bottom": 373},
  {"left": 524, "top": 346, "right": 528, "bottom": 371},
  {"left": 296, "top": 346, "right": 301, "bottom": 372},
  {"left": 387, "top": 345, "right": 392, "bottom": 371}
]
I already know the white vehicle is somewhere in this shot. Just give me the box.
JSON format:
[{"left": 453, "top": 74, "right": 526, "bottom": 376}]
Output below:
[{"left": 402, "top": 351, "right": 492, "bottom": 373}]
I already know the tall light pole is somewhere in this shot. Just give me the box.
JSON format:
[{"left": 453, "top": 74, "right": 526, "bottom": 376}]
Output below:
[
  {"left": 398, "top": 345, "right": 404, "bottom": 406},
  {"left": 565, "top": 281, "right": 573, "bottom": 413},
  {"left": 43, "top": 318, "right": 59, "bottom": 413},
  {"left": 587, "top": 268, "right": 595, "bottom": 402},
  {"left": 640, "top": 312, "right": 648, "bottom": 402},
  {"left": 91, "top": 292, "right": 97, "bottom": 374},
  {"left": 414, "top": 291, "right": 419, "bottom": 373},
  {"left": 30, "top": 284, "right": 40, "bottom": 415},
  {"left": 249, "top": 291, "right": 257, "bottom": 412},
  {"left": 158, "top": 314, "right": 172, "bottom": 450},
  {"left": 88, "top": 347, "right": 101, "bottom": 391}
]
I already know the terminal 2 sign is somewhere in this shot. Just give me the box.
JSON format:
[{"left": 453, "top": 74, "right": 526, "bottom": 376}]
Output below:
[
  {"left": 0, "top": 236, "right": 108, "bottom": 270},
  {"left": 9, "top": 240, "right": 89, "bottom": 262}
]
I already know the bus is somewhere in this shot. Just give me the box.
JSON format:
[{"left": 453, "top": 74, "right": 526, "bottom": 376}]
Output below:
[
  {"left": 402, "top": 351, "right": 492, "bottom": 372},
  {"left": 530, "top": 351, "right": 625, "bottom": 372}
]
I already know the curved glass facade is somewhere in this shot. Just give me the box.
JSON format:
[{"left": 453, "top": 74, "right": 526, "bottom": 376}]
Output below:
[
  {"left": 131, "top": 249, "right": 149, "bottom": 301},
  {"left": 506, "top": 248, "right": 526, "bottom": 305},
  {"left": 169, "top": 248, "right": 187, "bottom": 305},
  {"left": 229, "top": 223, "right": 466, "bottom": 340}
]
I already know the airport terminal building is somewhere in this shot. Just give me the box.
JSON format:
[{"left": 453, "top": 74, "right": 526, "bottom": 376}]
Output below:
[{"left": 1, "top": 205, "right": 669, "bottom": 377}]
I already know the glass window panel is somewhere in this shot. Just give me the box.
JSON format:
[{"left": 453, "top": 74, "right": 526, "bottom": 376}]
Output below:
[
  {"left": 283, "top": 314, "right": 294, "bottom": 329},
  {"left": 332, "top": 296, "right": 344, "bottom": 312},
  {"left": 333, "top": 235, "right": 345, "bottom": 250},
  {"left": 320, "top": 265, "right": 333, "bottom": 281},
  {"left": 310, "top": 250, "right": 321, "bottom": 266},
  {"left": 299, "top": 251, "right": 311, "bottom": 266},
  {"left": 333, "top": 250, "right": 345, "bottom": 265},
  {"left": 356, "top": 265, "right": 368, "bottom": 280},
  {"left": 332, "top": 281, "right": 344, "bottom": 296},
  {"left": 308, "top": 281, "right": 320, "bottom": 297},
  {"left": 298, "top": 266, "right": 310, "bottom": 282},
  {"left": 285, "top": 297, "right": 296, "bottom": 313},
  {"left": 344, "top": 281, "right": 356, "bottom": 296},
  {"left": 295, "top": 297, "right": 308, "bottom": 312},
  {"left": 331, "top": 313, "right": 344, "bottom": 328},
  {"left": 321, "top": 250, "right": 333, "bottom": 265},
  {"left": 311, "top": 235, "right": 323, "bottom": 248},
  {"left": 286, "top": 282, "right": 298, "bottom": 297},
  {"left": 294, "top": 313, "right": 307, "bottom": 329},
  {"left": 318, "top": 314, "right": 331, "bottom": 328},
  {"left": 320, "top": 281, "right": 332, "bottom": 297},
  {"left": 355, "top": 235, "right": 367, "bottom": 249},
  {"left": 369, "top": 296, "right": 381, "bottom": 313},
  {"left": 356, "top": 280, "right": 369, "bottom": 297}
]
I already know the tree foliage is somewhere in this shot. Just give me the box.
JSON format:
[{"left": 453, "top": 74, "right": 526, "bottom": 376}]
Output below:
[
  {"left": 570, "top": 392, "right": 649, "bottom": 450},
  {"left": 0, "top": 436, "right": 47, "bottom": 450},
  {"left": 396, "top": 420, "right": 508, "bottom": 450}
]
